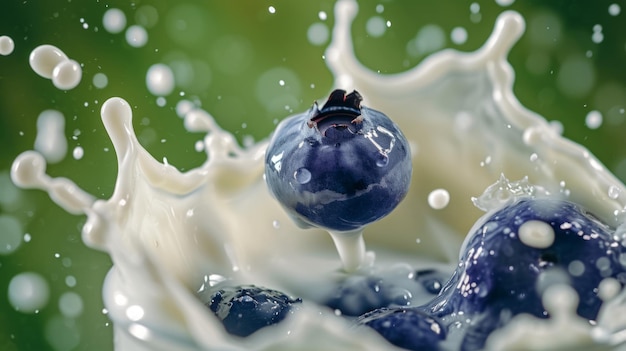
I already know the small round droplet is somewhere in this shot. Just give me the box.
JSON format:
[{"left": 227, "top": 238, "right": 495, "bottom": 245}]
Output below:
[
  {"left": 125, "top": 25, "right": 148, "bottom": 47},
  {"left": 52, "top": 59, "right": 82, "bottom": 90},
  {"left": 146, "top": 63, "right": 175, "bottom": 96},
  {"left": 608, "top": 185, "right": 621, "bottom": 199},
  {"left": 103, "top": 8, "right": 127, "bottom": 34},
  {"left": 8, "top": 272, "right": 50, "bottom": 313},
  {"left": 428, "top": 189, "right": 450, "bottom": 210},
  {"left": 375, "top": 153, "right": 389, "bottom": 167},
  {"left": 519, "top": 220, "right": 555, "bottom": 249},
  {"left": 294, "top": 167, "right": 311, "bottom": 184},
  {"left": 0, "top": 35, "right": 15, "bottom": 56}
]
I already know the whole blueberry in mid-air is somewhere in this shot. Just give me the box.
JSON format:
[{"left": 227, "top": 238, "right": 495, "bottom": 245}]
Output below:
[
  {"left": 357, "top": 307, "right": 446, "bottom": 351},
  {"left": 207, "top": 285, "right": 302, "bottom": 337},
  {"left": 421, "top": 197, "right": 625, "bottom": 350},
  {"left": 264, "top": 89, "right": 412, "bottom": 232}
]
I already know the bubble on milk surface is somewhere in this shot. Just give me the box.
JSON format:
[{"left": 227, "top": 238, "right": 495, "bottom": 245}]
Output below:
[{"left": 8, "top": 0, "right": 626, "bottom": 350}]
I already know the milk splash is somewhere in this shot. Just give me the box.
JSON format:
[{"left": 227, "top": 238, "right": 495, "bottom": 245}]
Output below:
[{"left": 10, "top": 0, "right": 626, "bottom": 350}]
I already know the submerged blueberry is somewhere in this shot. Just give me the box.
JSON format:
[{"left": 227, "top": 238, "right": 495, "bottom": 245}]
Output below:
[
  {"left": 265, "top": 89, "right": 412, "bottom": 231},
  {"left": 422, "top": 198, "right": 626, "bottom": 350},
  {"left": 324, "top": 269, "right": 448, "bottom": 316},
  {"left": 357, "top": 307, "right": 446, "bottom": 351},
  {"left": 207, "top": 285, "right": 302, "bottom": 337}
]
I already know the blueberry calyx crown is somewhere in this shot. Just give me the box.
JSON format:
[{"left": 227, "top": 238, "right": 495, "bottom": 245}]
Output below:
[{"left": 308, "top": 89, "right": 364, "bottom": 137}]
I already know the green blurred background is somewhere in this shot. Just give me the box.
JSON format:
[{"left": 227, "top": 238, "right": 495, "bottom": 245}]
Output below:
[{"left": 0, "top": 1, "right": 625, "bottom": 350}]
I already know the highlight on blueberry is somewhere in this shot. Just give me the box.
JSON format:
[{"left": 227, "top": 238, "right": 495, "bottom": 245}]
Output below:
[
  {"left": 206, "top": 285, "right": 302, "bottom": 337},
  {"left": 264, "top": 89, "right": 412, "bottom": 232}
]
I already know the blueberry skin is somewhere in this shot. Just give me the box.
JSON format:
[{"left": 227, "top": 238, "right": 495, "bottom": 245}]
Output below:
[
  {"left": 265, "top": 89, "right": 412, "bottom": 232},
  {"left": 325, "top": 269, "right": 448, "bottom": 316},
  {"left": 207, "top": 285, "right": 302, "bottom": 337},
  {"left": 357, "top": 307, "right": 446, "bottom": 351},
  {"left": 423, "top": 198, "right": 625, "bottom": 350}
]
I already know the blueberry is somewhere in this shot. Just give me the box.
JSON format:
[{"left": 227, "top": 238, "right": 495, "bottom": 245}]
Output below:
[
  {"left": 357, "top": 307, "right": 446, "bottom": 351},
  {"left": 325, "top": 269, "right": 448, "bottom": 316},
  {"left": 207, "top": 285, "right": 302, "bottom": 337},
  {"left": 423, "top": 197, "right": 625, "bottom": 350},
  {"left": 264, "top": 89, "right": 412, "bottom": 231}
]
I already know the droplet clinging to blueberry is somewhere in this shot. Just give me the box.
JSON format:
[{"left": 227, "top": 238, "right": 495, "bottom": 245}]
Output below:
[{"left": 264, "top": 89, "right": 412, "bottom": 232}]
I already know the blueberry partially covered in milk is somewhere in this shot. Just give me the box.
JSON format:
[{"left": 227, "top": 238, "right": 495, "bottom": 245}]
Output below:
[{"left": 265, "top": 89, "right": 412, "bottom": 232}]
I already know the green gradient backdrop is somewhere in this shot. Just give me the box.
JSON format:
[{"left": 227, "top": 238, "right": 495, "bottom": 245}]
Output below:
[{"left": 1, "top": 1, "right": 625, "bottom": 350}]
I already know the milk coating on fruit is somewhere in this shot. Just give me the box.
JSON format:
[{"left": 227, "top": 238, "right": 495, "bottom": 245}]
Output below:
[{"left": 10, "top": 0, "right": 626, "bottom": 350}]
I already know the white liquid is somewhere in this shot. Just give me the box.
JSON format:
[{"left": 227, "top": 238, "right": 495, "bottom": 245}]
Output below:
[{"left": 10, "top": 0, "right": 626, "bottom": 350}]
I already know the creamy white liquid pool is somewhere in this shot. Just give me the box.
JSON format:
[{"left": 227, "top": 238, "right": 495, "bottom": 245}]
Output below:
[{"left": 10, "top": 1, "right": 626, "bottom": 350}]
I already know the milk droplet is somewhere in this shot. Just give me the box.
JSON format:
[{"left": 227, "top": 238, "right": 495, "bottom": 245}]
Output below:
[
  {"left": 92, "top": 72, "right": 108, "bottom": 89},
  {"left": 450, "top": 27, "right": 468, "bottom": 45},
  {"left": 146, "top": 63, "right": 175, "bottom": 96},
  {"left": 496, "top": 0, "right": 516, "bottom": 6},
  {"left": 72, "top": 146, "right": 84, "bottom": 160},
  {"left": 518, "top": 220, "right": 555, "bottom": 249},
  {"left": 294, "top": 167, "right": 311, "bottom": 184},
  {"left": 0, "top": 215, "right": 23, "bottom": 255},
  {"left": 0, "top": 35, "right": 15, "bottom": 55},
  {"left": 65, "top": 275, "right": 77, "bottom": 287},
  {"left": 8, "top": 272, "right": 50, "bottom": 313},
  {"left": 585, "top": 110, "right": 603, "bottom": 129},
  {"left": 125, "top": 25, "right": 148, "bottom": 47},
  {"left": 59, "top": 291, "right": 84, "bottom": 318},
  {"left": 608, "top": 185, "right": 621, "bottom": 199},
  {"left": 598, "top": 278, "right": 621, "bottom": 301},
  {"left": 609, "top": 4, "right": 621, "bottom": 16},
  {"left": 307, "top": 23, "right": 329, "bottom": 46},
  {"left": 365, "top": 16, "right": 386, "bottom": 37},
  {"left": 52, "top": 59, "right": 82, "bottom": 90},
  {"left": 103, "top": 8, "right": 127, "bottom": 34},
  {"left": 34, "top": 110, "right": 67, "bottom": 164},
  {"left": 29, "top": 44, "right": 69, "bottom": 79},
  {"left": 428, "top": 188, "right": 450, "bottom": 210}
]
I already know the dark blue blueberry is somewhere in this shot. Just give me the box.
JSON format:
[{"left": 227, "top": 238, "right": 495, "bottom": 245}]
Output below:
[
  {"left": 422, "top": 197, "right": 626, "bottom": 350},
  {"left": 325, "top": 269, "right": 448, "bottom": 316},
  {"left": 207, "top": 285, "right": 302, "bottom": 337},
  {"left": 357, "top": 307, "right": 446, "bottom": 351},
  {"left": 264, "top": 89, "right": 412, "bottom": 231}
]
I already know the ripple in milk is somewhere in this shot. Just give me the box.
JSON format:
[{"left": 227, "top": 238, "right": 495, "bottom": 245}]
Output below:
[{"left": 10, "top": 0, "right": 626, "bottom": 350}]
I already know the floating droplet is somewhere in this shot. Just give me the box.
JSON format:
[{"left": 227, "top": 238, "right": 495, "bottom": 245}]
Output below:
[{"left": 294, "top": 167, "right": 311, "bottom": 184}]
